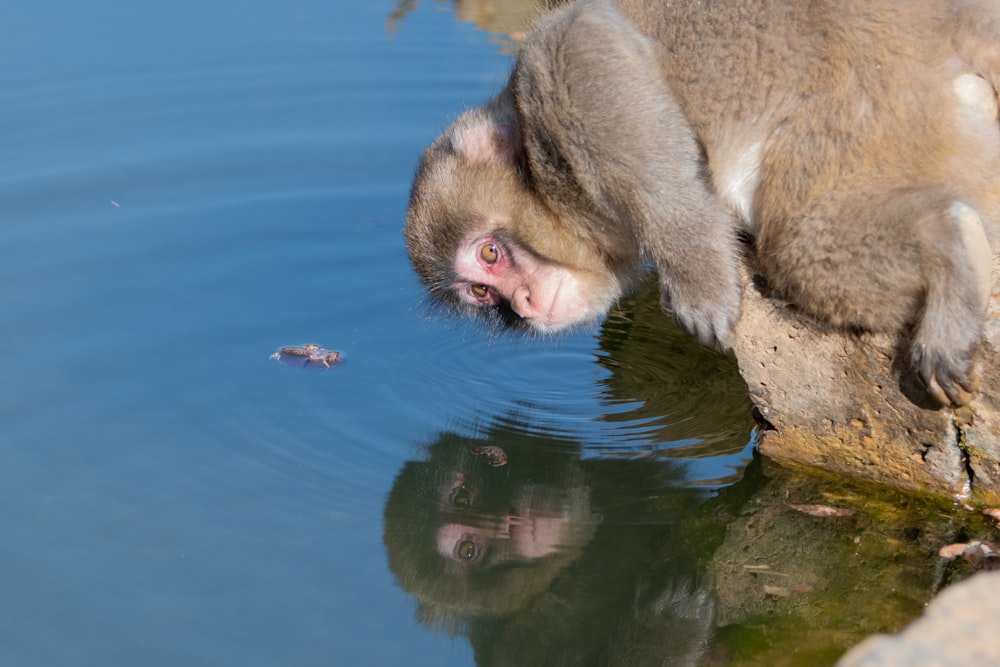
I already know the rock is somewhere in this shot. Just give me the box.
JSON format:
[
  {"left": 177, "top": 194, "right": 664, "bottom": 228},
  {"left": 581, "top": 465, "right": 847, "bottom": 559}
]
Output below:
[
  {"left": 731, "top": 255, "right": 1000, "bottom": 504},
  {"left": 836, "top": 570, "right": 1000, "bottom": 666}
]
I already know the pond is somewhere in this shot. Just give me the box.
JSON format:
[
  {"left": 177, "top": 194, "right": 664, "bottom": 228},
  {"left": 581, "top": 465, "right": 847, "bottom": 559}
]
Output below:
[{"left": 3, "top": 0, "right": 996, "bottom": 665}]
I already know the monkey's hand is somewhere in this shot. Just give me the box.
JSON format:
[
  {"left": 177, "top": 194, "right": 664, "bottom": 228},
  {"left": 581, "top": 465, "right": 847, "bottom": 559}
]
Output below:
[{"left": 658, "top": 252, "right": 742, "bottom": 349}]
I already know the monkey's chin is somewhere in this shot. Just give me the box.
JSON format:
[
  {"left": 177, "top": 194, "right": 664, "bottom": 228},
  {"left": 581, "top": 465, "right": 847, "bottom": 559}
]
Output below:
[
  {"left": 523, "top": 291, "right": 611, "bottom": 334},
  {"left": 526, "top": 315, "right": 594, "bottom": 335}
]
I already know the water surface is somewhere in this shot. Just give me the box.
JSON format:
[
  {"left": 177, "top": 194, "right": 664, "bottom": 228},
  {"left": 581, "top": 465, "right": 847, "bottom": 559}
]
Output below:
[{"left": 5, "top": 1, "right": 985, "bottom": 665}]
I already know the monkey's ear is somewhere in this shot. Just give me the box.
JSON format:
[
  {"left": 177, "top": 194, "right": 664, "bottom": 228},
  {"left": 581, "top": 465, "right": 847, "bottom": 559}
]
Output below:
[{"left": 452, "top": 122, "right": 516, "bottom": 164}]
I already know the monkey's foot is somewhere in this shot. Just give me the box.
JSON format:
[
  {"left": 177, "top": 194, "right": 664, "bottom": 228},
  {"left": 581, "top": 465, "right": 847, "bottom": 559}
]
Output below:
[
  {"left": 913, "top": 345, "right": 979, "bottom": 407},
  {"left": 923, "top": 370, "right": 978, "bottom": 407},
  {"left": 910, "top": 202, "right": 990, "bottom": 407}
]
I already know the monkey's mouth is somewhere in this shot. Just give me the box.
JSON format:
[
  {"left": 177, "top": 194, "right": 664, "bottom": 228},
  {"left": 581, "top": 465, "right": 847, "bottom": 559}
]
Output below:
[
  {"left": 522, "top": 276, "right": 583, "bottom": 334},
  {"left": 537, "top": 277, "right": 564, "bottom": 328}
]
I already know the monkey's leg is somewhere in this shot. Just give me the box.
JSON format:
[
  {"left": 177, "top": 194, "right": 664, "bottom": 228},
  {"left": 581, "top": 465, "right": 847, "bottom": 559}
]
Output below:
[
  {"left": 758, "top": 188, "right": 991, "bottom": 405},
  {"left": 911, "top": 201, "right": 992, "bottom": 405}
]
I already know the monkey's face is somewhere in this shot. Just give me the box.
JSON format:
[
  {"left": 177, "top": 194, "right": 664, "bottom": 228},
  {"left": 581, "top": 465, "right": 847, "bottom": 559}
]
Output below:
[
  {"left": 406, "top": 159, "right": 620, "bottom": 332},
  {"left": 405, "top": 97, "right": 629, "bottom": 334},
  {"left": 451, "top": 231, "right": 608, "bottom": 333},
  {"left": 434, "top": 469, "right": 573, "bottom": 568}
]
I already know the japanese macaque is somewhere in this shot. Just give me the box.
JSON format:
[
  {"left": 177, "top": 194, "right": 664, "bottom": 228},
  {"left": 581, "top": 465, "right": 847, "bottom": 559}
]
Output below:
[{"left": 404, "top": 0, "right": 1000, "bottom": 406}]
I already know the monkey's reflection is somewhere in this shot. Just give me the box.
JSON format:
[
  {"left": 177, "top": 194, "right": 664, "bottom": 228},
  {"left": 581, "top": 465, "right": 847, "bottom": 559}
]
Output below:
[{"left": 383, "top": 426, "right": 717, "bottom": 666}]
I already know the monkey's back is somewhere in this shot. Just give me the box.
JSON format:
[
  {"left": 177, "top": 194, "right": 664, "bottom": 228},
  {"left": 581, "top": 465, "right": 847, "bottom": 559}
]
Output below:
[{"left": 615, "top": 0, "right": 1000, "bottom": 236}]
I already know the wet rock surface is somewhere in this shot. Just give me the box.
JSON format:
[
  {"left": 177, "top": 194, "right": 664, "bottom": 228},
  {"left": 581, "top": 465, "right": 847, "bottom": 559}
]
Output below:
[
  {"left": 732, "top": 255, "right": 1000, "bottom": 504},
  {"left": 836, "top": 570, "right": 1000, "bottom": 666}
]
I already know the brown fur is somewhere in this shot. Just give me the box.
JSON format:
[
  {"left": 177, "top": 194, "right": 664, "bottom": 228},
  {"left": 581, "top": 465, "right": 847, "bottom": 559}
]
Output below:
[{"left": 405, "top": 0, "right": 1000, "bottom": 405}]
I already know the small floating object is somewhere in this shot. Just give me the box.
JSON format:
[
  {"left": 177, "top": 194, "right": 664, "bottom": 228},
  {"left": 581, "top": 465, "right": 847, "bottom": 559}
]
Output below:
[
  {"left": 762, "top": 585, "right": 790, "bottom": 599},
  {"left": 786, "top": 503, "right": 854, "bottom": 518},
  {"left": 939, "top": 542, "right": 974, "bottom": 559},
  {"left": 270, "top": 344, "right": 343, "bottom": 369},
  {"left": 471, "top": 446, "right": 508, "bottom": 467}
]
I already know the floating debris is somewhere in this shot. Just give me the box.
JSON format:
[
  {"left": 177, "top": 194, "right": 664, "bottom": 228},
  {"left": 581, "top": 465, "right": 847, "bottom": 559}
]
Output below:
[
  {"left": 471, "top": 445, "right": 508, "bottom": 467},
  {"left": 742, "top": 564, "right": 774, "bottom": 572},
  {"left": 270, "top": 344, "right": 343, "bottom": 369},
  {"left": 763, "top": 585, "right": 790, "bottom": 598},
  {"left": 787, "top": 503, "right": 855, "bottom": 518},
  {"left": 939, "top": 540, "right": 996, "bottom": 559},
  {"left": 938, "top": 540, "right": 1000, "bottom": 571},
  {"left": 939, "top": 542, "right": 974, "bottom": 559}
]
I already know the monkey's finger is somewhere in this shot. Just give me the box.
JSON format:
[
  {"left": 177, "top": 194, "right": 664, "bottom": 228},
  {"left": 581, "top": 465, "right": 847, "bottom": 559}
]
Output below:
[
  {"left": 924, "top": 375, "right": 952, "bottom": 407},
  {"left": 947, "top": 372, "right": 979, "bottom": 407},
  {"left": 663, "top": 296, "right": 738, "bottom": 349},
  {"left": 925, "top": 372, "right": 975, "bottom": 407},
  {"left": 699, "top": 311, "right": 737, "bottom": 349},
  {"left": 945, "top": 382, "right": 974, "bottom": 408}
]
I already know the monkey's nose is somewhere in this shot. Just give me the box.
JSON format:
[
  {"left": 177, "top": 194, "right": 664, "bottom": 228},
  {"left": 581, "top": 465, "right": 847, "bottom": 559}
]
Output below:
[{"left": 511, "top": 287, "right": 536, "bottom": 320}]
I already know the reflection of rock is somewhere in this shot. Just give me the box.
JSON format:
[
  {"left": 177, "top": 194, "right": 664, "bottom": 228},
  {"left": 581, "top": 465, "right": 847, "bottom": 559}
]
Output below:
[
  {"left": 382, "top": 424, "right": 716, "bottom": 665},
  {"left": 733, "top": 255, "right": 1000, "bottom": 504},
  {"left": 837, "top": 570, "right": 1000, "bottom": 666},
  {"left": 706, "top": 456, "right": 998, "bottom": 663},
  {"left": 388, "top": 0, "right": 567, "bottom": 40}
]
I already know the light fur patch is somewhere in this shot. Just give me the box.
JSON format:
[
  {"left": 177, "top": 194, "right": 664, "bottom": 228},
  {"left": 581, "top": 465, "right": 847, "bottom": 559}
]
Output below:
[
  {"left": 712, "top": 140, "right": 763, "bottom": 228},
  {"left": 953, "top": 72, "right": 997, "bottom": 123},
  {"left": 951, "top": 201, "right": 993, "bottom": 309}
]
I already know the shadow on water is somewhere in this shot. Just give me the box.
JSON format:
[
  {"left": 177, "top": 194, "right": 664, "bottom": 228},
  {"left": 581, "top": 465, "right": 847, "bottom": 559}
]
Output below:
[{"left": 596, "top": 278, "right": 754, "bottom": 475}]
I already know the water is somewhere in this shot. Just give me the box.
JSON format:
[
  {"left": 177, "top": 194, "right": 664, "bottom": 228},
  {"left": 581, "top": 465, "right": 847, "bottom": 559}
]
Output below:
[{"left": 3, "top": 1, "right": 986, "bottom": 665}]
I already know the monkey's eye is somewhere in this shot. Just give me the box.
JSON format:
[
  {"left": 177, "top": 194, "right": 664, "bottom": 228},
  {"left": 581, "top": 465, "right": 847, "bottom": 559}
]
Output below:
[
  {"left": 469, "top": 284, "right": 489, "bottom": 300},
  {"left": 479, "top": 243, "right": 499, "bottom": 264},
  {"left": 456, "top": 540, "right": 477, "bottom": 561},
  {"left": 451, "top": 484, "right": 474, "bottom": 508}
]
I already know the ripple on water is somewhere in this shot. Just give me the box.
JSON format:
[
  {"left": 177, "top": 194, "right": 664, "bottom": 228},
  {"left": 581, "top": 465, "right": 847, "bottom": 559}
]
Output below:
[{"left": 379, "top": 310, "right": 755, "bottom": 489}]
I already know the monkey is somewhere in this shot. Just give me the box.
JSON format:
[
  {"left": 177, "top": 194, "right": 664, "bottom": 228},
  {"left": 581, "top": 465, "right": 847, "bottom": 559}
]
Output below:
[{"left": 403, "top": 0, "right": 1000, "bottom": 407}]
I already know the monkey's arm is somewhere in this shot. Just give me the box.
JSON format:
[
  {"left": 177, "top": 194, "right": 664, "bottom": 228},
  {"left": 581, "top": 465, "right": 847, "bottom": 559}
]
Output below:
[{"left": 515, "top": 0, "right": 743, "bottom": 346}]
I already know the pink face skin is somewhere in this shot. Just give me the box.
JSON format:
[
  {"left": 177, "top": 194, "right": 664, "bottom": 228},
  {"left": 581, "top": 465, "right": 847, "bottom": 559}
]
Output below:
[
  {"left": 436, "top": 516, "right": 566, "bottom": 567},
  {"left": 435, "top": 471, "right": 569, "bottom": 568},
  {"left": 452, "top": 233, "right": 593, "bottom": 332}
]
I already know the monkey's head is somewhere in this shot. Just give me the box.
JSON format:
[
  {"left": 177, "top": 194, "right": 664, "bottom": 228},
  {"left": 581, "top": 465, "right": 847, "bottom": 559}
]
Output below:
[
  {"left": 405, "top": 103, "right": 627, "bottom": 333},
  {"left": 382, "top": 433, "right": 598, "bottom": 629}
]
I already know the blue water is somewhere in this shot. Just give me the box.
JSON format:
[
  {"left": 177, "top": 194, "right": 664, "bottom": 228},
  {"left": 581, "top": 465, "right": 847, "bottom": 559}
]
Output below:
[{"left": 0, "top": 1, "right": 754, "bottom": 664}]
